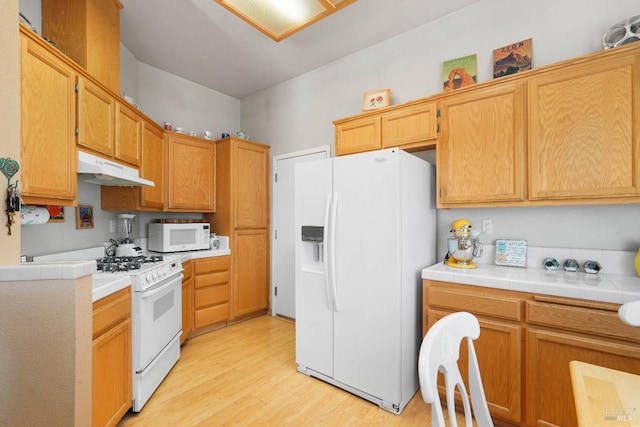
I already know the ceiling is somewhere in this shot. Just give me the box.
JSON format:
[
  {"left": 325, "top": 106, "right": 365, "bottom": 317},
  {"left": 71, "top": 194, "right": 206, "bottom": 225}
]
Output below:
[{"left": 120, "top": 0, "right": 483, "bottom": 99}]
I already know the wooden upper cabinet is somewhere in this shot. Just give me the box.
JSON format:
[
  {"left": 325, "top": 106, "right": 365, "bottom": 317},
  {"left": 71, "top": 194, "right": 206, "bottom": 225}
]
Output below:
[
  {"left": 20, "top": 29, "right": 77, "bottom": 206},
  {"left": 42, "top": 0, "right": 122, "bottom": 93},
  {"left": 166, "top": 132, "right": 216, "bottom": 212},
  {"left": 101, "top": 119, "right": 165, "bottom": 211},
  {"left": 528, "top": 53, "right": 640, "bottom": 201},
  {"left": 438, "top": 81, "right": 526, "bottom": 206},
  {"left": 139, "top": 122, "right": 166, "bottom": 209},
  {"left": 234, "top": 141, "right": 270, "bottom": 229},
  {"left": 335, "top": 116, "right": 381, "bottom": 156},
  {"left": 381, "top": 101, "right": 438, "bottom": 149},
  {"left": 77, "top": 76, "right": 115, "bottom": 158},
  {"left": 115, "top": 101, "right": 141, "bottom": 166},
  {"left": 334, "top": 100, "right": 438, "bottom": 156}
]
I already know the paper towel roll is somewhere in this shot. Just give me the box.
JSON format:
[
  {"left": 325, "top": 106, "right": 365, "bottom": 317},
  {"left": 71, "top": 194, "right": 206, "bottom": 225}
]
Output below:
[{"left": 20, "top": 206, "right": 49, "bottom": 225}]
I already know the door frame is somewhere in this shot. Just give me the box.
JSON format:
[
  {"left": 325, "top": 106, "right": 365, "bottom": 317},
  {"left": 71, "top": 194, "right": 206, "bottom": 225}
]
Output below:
[{"left": 271, "top": 145, "right": 331, "bottom": 318}]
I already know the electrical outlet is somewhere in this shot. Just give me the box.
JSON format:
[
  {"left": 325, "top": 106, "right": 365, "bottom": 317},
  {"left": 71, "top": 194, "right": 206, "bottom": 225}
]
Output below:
[
  {"left": 109, "top": 220, "right": 116, "bottom": 233},
  {"left": 481, "top": 219, "right": 493, "bottom": 234}
]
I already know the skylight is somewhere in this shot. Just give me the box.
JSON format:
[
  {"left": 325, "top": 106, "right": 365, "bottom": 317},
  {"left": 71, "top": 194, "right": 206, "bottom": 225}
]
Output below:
[{"left": 214, "top": 0, "right": 357, "bottom": 42}]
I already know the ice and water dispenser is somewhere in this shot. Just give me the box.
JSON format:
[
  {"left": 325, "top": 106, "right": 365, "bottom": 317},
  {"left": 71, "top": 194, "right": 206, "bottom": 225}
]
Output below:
[{"left": 301, "top": 225, "right": 324, "bottom": 267}]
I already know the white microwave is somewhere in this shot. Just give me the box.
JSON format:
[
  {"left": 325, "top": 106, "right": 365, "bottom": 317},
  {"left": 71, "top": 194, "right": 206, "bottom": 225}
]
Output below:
[{"left": 148, "top": 222, "right": 211, "bottom": 252}]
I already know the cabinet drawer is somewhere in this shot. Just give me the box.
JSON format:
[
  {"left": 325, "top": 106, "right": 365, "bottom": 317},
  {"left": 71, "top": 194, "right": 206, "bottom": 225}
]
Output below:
[
  {"left": 194, "top": 271, "right": 229, "bottom": 289},
  {"left": 194, "top": 303, "right": 229, "bottom": 328},
  {"left": 428, "top": 286, "right": 522, "bottom": 321},
  {"left": 195, "top": 256, "right": 229, "bottom": 274},
  {"left": 92, "top": 287, "right": 131, "bottom": 338},
  {"left": 195, "top": 285, "right": 229, "bottom": 308},
  {"left": 526, "top": 299, "right": 640, "bottom": 342}
]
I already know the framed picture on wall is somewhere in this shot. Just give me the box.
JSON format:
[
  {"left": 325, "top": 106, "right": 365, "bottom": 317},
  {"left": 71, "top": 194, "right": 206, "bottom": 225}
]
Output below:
[
  {"left": 362, "top": 89, "right": 391, "bottom": 111},
  {"left": 76, "top": 205, "right": 94, "bottom": 229},
  {"left": 46, "top": 206, "right": 65, "bottom": 222}
]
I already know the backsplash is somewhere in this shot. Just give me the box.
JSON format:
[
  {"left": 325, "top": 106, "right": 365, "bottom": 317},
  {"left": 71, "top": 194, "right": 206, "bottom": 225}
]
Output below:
[{"left": 474, "top": 244, "right": 638, "bottom": 277}]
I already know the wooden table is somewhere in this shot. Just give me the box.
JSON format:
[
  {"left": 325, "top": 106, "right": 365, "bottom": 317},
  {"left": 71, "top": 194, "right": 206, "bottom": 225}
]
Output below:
[{"left": 570, "top": 360, "right": 640, "bottom": 426}]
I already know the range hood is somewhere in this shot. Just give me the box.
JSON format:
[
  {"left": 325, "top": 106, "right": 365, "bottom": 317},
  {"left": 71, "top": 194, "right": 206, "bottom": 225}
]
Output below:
[{"left": 77, "top": 151, "right": 155, "bottom": 187}]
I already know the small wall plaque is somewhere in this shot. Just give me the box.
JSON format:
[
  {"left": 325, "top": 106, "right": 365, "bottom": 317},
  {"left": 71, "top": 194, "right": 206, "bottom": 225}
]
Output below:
[{"left": 495, "top": 239, "right": 527, "bottom": 267}]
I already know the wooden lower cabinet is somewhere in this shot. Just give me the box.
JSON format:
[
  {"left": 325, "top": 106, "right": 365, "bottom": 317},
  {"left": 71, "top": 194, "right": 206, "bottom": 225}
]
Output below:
[
  {"left": 181, "top": 260, "right": 193, "bottom": 344},
  {"left": 425, "top": 285, "right": 522, "bottom": 424},
  {"left": 526, "top": 328, "right": 640, "bottom": 427},
  {"left": 193, "top": 256, "right": 230, "bottom": 331},
  {"left": 92, "top": 287, "right": 132, "bottom": 427},
  {"left": 232, "top": 229, "right": 270, "bottom": 319},
  {"left": 423, "top": 280, "right": 640, "bottom": 427}
]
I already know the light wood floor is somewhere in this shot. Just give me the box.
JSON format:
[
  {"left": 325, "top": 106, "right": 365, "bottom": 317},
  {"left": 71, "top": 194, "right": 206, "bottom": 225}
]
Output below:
[{"left": 117, "top": 315, "right": 459, "bottom": 426}]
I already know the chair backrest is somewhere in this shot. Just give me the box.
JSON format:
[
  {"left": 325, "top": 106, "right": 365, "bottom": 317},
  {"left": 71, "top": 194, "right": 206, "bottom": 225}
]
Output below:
[{"left": 418, "top": 311, "right": 494, "bottom": 427}]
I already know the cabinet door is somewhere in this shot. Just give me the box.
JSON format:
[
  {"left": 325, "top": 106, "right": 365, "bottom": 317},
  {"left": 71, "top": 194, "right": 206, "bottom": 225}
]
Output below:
[
  {"left": 92, "top": 288, "right": 131, "bottom": 427},
  {"left": 85, "top": 0, "right": 121, "bottom": 92},
  {"left": 382, "top": 102, "right": 438, "bottom": 149},
  {"left": 234, "top": 141, "right": 270, "bottom": 228},
  {"left": 438, "top": 82, "right": 526, "bottom": 206},
  {"left": 78, "top": 76, "right": 115, "bottom": 157},
  {"left": 139, "top": 122, "right": 165, "bottom": 209},
  {"left": 20, "top": 34, "right": 77, "bottom": 205},
  {"left": 526, "top": 328, "right": 640, "bottom": 427},
  {"left": 335, "top": 116, "right": 381, "bottom": 156},
  {"left": 528, "top": 54, "right": 640, "bottom": 201},
  {"left": 115, "top": 101, "right": 141, "bottom": 166},
  {"left": 167, "top": 134, "right": 215, "bottom": 211},
  {"left": 232, "top": 229, "right": 270, "bottom": 319},
  {"left": 92, "top": 318, "right": 132, "bottom": 427},
  {"left": 429, "top": 309, "right": 522, "bottom": 424},
  {"left": 181, "top": 260, "right": 193, "bottom": 344}
]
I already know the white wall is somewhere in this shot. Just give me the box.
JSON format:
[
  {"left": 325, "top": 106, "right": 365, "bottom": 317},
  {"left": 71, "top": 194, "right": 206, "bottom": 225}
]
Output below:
[
  {"left": 129, "top": 58, "right": 241, "bottom": 139},
  {"left": 242, "top": 0, "right": 640, "bottom": 260}
]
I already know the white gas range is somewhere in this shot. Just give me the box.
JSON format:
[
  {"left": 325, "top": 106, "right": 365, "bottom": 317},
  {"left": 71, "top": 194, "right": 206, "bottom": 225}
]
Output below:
[
  {"left": 34, "top": 246, "right": 184, "bottom": 413},
  {"left": 95, "top": 254, "right": 183, "bottom": 412}
]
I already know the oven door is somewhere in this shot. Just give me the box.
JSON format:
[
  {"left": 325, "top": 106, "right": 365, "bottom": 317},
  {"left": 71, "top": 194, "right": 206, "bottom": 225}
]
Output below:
[{"left": 133, "top": 273, "right": 182, "bottom": 372}]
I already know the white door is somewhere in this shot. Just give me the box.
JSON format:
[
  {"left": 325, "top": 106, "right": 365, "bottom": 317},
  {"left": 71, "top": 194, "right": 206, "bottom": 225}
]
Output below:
[
  {"left": 294, "top": 158, "right": 334, "bottom": 376},
  {"left": 332, "top": 149, "right": 403, "bottom": 403},
  {"left": 272, "top": 146, "right": 329, "bottom": 319}
]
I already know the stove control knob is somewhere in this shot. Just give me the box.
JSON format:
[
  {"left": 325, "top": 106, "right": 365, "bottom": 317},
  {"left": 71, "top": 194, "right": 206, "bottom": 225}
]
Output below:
[
  {"left": 152, "top": 269, "right": 159, "bottom": 280},
  {"left": 146, "top": 272, "right": 153, "bottom": 283}
]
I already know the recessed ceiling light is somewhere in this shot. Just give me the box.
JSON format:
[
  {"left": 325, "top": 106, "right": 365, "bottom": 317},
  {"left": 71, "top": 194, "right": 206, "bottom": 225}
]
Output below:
[{"left": 214, "top": 0, "right": 358, "bottom": 42}]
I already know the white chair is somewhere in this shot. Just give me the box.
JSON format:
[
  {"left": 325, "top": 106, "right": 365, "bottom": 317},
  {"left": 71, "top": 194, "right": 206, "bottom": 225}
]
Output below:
[{"left": 418, "top": 311, "right": 494, "bottom": 427}]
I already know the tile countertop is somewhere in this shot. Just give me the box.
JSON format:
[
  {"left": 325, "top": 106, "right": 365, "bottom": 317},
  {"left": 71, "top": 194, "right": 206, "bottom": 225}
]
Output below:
[
  {"left": 422, "top": 262, "right": 640, "bottom": 305},
  {"left": 169, "top": 247, "right": 231, "bottom": 262}
]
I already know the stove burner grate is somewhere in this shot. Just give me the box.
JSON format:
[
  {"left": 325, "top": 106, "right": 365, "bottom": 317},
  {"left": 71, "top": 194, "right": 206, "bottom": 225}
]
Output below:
[{"left": 96, "top": 255, "right": 164, "bottom": 272}]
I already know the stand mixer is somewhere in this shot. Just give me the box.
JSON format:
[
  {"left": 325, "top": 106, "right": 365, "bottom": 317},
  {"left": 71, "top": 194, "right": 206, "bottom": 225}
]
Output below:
[
  {"left": 445, "top": 219, "right": 483, "bottom": 269},
  {"left": 115, "top": 213, "right": 143, "bottom": 256}
]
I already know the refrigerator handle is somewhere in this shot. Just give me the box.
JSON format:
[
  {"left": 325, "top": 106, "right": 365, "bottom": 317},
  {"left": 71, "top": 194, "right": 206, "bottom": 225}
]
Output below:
[
  {"left": 322, "top": 193, "right": 333, "bottom": 310},
  {"left": 330, "top": 192, "right": 339, "bottom": 312}
]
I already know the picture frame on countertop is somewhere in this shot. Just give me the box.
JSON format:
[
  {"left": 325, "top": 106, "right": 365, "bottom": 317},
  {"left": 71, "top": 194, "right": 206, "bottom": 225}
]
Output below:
[
  {"left": 363, "top": 89, "right": 391, "bottom": 111},
  {"left": 46, "top": 206, "right": 64, "bottom": 222},
  {"left": 76, "top": 205, "right": 94, "bottom": 229}
]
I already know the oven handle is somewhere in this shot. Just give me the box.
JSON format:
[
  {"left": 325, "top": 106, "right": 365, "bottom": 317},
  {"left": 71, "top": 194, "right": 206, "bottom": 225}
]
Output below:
[{"left": 139, "top": 274, "right": 183, "bottom": 299}]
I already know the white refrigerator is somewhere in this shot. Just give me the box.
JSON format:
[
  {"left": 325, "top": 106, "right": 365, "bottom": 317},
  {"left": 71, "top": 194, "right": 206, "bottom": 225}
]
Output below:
[{"left": 294, "top": 148, "right": 436, "bottom": 414}]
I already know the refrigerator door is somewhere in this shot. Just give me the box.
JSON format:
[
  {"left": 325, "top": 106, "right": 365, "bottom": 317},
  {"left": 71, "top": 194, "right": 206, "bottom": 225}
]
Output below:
[
  {"left": 332, "top": 149, "right": 402, "bottom": 403},
  {"left": 294, "top": 158, "right": 334, "bottom": 377}
]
